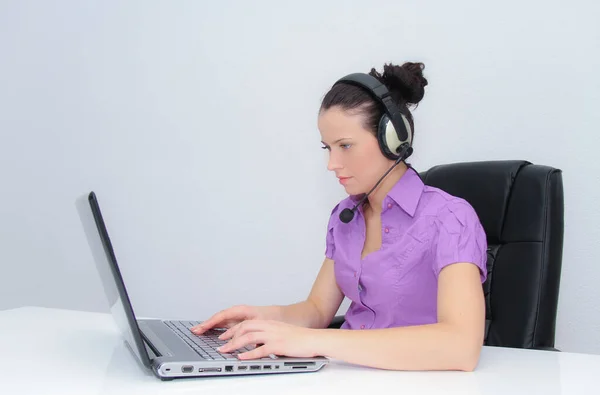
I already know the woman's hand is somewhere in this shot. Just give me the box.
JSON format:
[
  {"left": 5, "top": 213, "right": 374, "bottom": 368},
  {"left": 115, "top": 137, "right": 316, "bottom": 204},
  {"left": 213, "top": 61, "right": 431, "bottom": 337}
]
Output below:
[
  {"left": 217, "top": 320, "right": 321, "bottom": 360},
  {"left": 190, "top": 305, "right": 279, "bottom": 335}
]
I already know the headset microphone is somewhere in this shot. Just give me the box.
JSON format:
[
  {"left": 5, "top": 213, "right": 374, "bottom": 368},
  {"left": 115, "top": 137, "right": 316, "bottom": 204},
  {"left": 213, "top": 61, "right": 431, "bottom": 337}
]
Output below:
[{"left": 338, "top": 144, "right": 411, "bottom": 223}]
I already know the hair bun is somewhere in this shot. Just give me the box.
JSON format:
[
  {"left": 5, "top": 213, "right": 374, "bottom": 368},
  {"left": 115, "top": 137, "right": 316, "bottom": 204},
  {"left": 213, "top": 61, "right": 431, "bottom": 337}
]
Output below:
[{"left": 369, "top": 62, "right": 428, "bottom": 106}]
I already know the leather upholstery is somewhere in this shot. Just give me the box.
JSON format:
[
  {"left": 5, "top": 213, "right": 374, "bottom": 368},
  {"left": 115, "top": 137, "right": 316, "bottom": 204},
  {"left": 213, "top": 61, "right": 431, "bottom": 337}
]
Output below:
[{"left": 328, "top": 160, "right": 564, "bottom": 350}]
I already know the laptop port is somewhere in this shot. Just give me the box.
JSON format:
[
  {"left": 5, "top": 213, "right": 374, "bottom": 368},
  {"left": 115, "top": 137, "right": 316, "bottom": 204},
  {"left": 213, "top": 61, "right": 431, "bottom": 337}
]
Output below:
[
  {"left": 225, "top": 366, "right": 233, "bottom": 372},
  {"left": 250, "top": 365, "right": 261, "bottom": 370},
  {"left": 284, "top": 362, "right": 315, "bottom": 366},
  {"left": 198, "top": 367, "right": 221, "bottom": 372},
  {"left": 263, "top": 365, "right": 272, "bottom": 370},
  {"left": 181, "top": 365, "right": 193, "bottom": 373},
  {"left": 238, "top": 366, "right": 247, "bottom": 370}
]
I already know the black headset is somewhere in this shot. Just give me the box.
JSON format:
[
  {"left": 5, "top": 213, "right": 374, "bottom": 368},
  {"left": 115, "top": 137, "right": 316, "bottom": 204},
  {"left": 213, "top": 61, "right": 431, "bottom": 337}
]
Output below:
[{"left": 333, "top": 73, "right": 413, "bottom": 161}]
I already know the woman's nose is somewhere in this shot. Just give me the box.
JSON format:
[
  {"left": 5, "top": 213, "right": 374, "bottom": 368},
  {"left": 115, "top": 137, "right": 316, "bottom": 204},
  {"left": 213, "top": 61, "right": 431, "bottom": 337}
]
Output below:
[{"left": 327, "top": 155, "right": 342, "bottom": 171}]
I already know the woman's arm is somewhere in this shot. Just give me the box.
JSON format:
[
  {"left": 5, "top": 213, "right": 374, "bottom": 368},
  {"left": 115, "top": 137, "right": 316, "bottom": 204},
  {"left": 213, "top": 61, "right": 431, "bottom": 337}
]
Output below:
[
  {"left": 219, "top": 262, "right": 485, "bottom": 371},
  {"left": 193, "top": 258, "right": 343, "bottom": 335},
  {"left": 269, "top": 257, "right": 345, "bottom": 329},
  {"left": 312, "top": 262, "right": 485, "bottom": 371}
]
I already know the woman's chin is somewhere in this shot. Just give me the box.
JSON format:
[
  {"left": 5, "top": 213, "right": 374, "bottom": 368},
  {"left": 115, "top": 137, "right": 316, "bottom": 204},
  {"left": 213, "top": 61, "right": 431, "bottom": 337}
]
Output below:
[{"left": 342, "top": 184, "right": 361, "bottom": 195}]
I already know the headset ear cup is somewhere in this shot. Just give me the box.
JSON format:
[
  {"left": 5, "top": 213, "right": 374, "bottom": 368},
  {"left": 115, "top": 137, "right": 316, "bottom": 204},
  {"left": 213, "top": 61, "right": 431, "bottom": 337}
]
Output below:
[
  {"left": 399, "top": 113, "right": 413, "bottom": 147},
  {"left": 377, "top": 114, "right": 400, "bottom": 160}
]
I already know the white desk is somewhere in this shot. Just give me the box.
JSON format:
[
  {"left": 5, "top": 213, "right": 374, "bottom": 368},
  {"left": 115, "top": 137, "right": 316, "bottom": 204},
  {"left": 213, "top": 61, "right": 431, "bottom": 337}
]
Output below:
[{"left": 1, "top": 307, "right": 598, "bottom": 395}]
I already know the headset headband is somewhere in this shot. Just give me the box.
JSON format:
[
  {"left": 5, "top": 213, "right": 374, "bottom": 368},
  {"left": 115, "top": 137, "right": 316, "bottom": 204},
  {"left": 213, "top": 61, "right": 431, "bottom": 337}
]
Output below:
[{"left": 334, "top": 73, "right": 410, "bottom": 145}]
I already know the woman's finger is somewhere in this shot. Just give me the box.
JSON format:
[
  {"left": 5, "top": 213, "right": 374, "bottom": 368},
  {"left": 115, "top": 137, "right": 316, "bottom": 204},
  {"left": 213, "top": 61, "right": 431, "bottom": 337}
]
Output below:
[
  {"left": 237, "top": 345, "right": 272, "bottom": 360},
  {"left": 218, "top": 322, "right": 242, "bottom": 340},
  {"left": 191, "top": 306, "right": 246, "bottom": 334},
  {"left": 229, "top": 320, "right": 271, "bottom": 340},
  {"left": 218, "top": 332, "right": 267, "bottom": 354}
]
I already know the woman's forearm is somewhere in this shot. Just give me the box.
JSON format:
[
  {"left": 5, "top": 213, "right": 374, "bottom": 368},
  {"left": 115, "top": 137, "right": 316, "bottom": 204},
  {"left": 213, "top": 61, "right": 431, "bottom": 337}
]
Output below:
[
  {"left": 312, "top": 323, "right": 482, "bottom": 371},
  {"left": 273, "top": 300, "right": 328, "bottom": 329}
]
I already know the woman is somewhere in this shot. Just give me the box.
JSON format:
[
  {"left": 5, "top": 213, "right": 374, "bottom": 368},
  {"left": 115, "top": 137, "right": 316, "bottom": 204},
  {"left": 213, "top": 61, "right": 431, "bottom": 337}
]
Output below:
[{"left": 191, "top": 62, "right": 488, "bottom": 371}]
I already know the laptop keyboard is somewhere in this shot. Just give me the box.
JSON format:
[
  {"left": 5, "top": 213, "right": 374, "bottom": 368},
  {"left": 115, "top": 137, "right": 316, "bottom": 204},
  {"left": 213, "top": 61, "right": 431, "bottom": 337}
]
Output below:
[{"left": 163, "top": 320, "right": 254, "bottom": 360}]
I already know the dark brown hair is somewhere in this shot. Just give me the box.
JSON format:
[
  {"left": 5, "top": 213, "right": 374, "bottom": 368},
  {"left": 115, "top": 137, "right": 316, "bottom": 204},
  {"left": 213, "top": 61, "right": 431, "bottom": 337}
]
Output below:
[{"left": 320, "top": 62, "right": 428, "bottom": 141}]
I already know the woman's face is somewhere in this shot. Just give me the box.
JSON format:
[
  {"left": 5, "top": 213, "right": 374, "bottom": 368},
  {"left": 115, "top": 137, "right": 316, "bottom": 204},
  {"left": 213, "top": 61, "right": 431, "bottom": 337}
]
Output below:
[{"left": 318, "top": 106, "right": 394, "bottom": 196}]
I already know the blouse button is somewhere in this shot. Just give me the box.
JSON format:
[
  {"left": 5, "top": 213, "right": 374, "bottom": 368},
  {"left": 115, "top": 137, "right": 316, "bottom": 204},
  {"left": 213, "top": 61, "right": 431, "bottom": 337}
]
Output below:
[
  {"left": 387, "top": 203, "right": 392, "bottom": 209},
  {"left": 384, "top": 227, "right": 389, "bottom": 233}
]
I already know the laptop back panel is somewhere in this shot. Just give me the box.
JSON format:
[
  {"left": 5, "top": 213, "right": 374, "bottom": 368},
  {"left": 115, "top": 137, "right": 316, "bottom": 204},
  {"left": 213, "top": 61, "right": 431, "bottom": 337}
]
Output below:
[{"left": 76, "top": 192, "right": 153, "bottom": 369}]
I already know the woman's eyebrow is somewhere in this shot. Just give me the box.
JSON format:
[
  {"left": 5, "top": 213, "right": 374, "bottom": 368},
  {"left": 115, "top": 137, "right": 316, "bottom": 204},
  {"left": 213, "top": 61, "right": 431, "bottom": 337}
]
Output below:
[{"left": 321, "top": 138, "right": 352, "bottom": 145}]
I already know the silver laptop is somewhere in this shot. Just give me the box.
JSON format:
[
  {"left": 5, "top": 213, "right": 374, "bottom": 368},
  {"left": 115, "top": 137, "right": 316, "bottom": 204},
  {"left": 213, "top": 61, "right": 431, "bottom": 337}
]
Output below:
[{"left": 76, "top": 191, "right": 329, "bottom": 380}]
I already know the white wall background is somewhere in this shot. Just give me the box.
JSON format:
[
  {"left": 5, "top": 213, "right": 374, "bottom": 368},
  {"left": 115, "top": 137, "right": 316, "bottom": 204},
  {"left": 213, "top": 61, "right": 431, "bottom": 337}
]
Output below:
[{"left": 1, "top": 0, "right": 599, "bottom": 354}]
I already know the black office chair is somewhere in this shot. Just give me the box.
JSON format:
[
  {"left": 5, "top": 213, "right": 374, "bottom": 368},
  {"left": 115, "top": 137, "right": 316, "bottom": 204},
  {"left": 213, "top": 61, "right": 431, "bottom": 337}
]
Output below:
[{"left": 328, "top": 160, "right": 564, "bottom": 351}]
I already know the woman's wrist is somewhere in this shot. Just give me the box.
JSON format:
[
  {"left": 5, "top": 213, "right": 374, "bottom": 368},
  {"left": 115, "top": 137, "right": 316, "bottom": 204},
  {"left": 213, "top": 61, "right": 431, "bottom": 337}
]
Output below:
[
  {"left": 270, "top": 302, "right": 317, "bottom": 327},
  {"left": 308, "top": 328, "right": 334, "bottom": 357},
  {"left": 260, "top": 305, "right": 285, "bottom": 322}
]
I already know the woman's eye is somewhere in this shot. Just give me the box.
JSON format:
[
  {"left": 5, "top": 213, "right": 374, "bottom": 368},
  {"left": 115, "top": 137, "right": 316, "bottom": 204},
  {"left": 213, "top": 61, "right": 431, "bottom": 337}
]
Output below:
[
  {"left": 340, "top": 144, "right": 352, "bottom": 149},
  {"left": 321, "top": 145, "right": 330, "bottom": 151}
]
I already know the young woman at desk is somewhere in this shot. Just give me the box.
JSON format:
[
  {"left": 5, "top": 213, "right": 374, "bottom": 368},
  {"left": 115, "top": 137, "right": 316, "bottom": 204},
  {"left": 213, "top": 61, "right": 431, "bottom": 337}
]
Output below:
[{"left": 192, "top": 62, "right": 488, "bottom": 372}]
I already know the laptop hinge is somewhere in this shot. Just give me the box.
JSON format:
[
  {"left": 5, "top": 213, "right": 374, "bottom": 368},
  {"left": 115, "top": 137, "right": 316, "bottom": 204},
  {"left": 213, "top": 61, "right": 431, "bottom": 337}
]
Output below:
[{"left": 140, "top": 330, "right": 162, "bottom": 358}]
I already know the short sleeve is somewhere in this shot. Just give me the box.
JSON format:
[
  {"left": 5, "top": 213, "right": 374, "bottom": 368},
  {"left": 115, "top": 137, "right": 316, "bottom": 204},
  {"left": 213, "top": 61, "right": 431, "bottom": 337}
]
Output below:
[
  {"left": 434, "top": 200, "right": 488, "bottom": 283},
  {"left": 325, "top": 203, "right": 340, "bottom": 259}
]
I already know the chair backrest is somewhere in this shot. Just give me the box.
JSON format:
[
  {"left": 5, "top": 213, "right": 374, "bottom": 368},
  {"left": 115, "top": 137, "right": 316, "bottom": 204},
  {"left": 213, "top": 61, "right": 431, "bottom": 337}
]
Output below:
[{"left": 420, "top": 160, "right": 564, "bottom": 349}]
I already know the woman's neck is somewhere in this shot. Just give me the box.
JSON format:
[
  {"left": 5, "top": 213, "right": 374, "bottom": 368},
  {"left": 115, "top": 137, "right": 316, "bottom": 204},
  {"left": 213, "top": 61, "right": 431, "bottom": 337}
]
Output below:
[{"left": 365, "top": 162, "right": 408, "bottom": 214}]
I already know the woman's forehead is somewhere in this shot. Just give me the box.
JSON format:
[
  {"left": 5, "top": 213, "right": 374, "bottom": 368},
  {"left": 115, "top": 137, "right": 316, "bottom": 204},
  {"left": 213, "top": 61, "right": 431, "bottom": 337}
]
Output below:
[{"left": 318, "top": 107, "right": 370, "bottom": 140}]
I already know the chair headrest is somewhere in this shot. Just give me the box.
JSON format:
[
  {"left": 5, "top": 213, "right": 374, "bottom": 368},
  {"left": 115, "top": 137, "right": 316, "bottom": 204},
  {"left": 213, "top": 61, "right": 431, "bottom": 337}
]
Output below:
[{"left": 420, "top": 160, "right": 531, "bottom": 244}]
